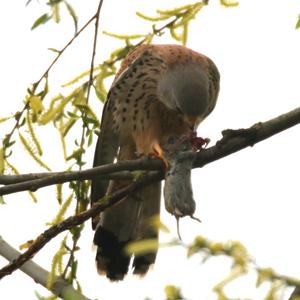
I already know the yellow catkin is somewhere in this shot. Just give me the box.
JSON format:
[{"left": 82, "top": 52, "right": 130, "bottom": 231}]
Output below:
[
  {"left": 170, "top": 27, "right": 182, "bottom": 42},
  {"left": 103, "top": 31, "right": 146, "bottom": 40},
  {"left": 28, "top": 191, "right": 38, "bottom": 203},
  {"left": 125, "top": 238, "right": 159, "bottom": 256},
  {"left": 5, "top": 159, "right": 19, "bottom": 175},
  {"left": 19, "top": 132, "right": 51, "bottom": 171},
  {"left": 27, "top": 110, "right": 43, "bottom": 156},
  {"left": 220, "top": 0, "right": 239, "bottom": 7},
  {"left": 0, "top": 148, "right": 4, "bottom": 174},
  {"left": 47, "top": 236, "right": 67, "bottom": 289},
  {"left": 39, "top": 88, "right": 79, "bottom": 125},
  {"left": 56, "top": 183, "right": 63, "bottom": 205},
  {"left": 28, "top": 95, "right": 44, "bottom": 114},
  {"left": 0, "top": 116, "right": 12, "bottom": 124},
  {"left": 51, "top": 193, "right": 74, "bottom": 224},
  {"left": 136, "top": 11, "right": 170, "bottom": 22},
  {"left": 157, "top": 2, "right": 198, "bottom": 15}
]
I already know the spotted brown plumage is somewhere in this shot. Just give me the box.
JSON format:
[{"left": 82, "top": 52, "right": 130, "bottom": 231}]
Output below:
[{"left": 91, "top": 44, "right": 220, "bottom": 281}]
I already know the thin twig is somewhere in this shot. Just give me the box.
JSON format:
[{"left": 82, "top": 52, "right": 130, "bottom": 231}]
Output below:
[
  {"left": 65, "top": 0, "right": 105, "bottom": 280},
  {"left": 86, "top": 0, "right": 104, "bottom": 104},
  {"left": 79, "top": 0, "right": 104, "bottom": 152}
]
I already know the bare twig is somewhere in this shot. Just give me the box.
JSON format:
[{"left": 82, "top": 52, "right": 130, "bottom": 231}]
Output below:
[
  {"left": 86, "top": 0, "right": 104, "bottom": 104},
  {"left": 0, "top": 236, "right": 89, "bottom": 299},
  {"left": 64, "top": 0, "right": 104, "bottom": 280},
  {"left": 0, "top": 171, "right": 160, "bottom": 279},
  {"left": 3, "top": 3, "right": 103, "bottom": 152},
  {"left": 1, "top": 106, "right": 300, "bottom": 196},
  {"left": 78, "top": 0, "right": 104, "bottom": 152}
]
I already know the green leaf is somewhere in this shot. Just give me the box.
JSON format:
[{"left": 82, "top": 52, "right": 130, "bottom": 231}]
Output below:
[
  {"left": 48, "top": 48, "right": 61, "bottom": 53},
  {"left": 82, "top": 116, "right": 99, "bottom": 126},
  {"left": 296, "top": 15, "right": 300, "bottom": 29},
  {"left": 31, "top": 13, "right": 51, "bottom": 30},
  {"left": 51, "top": 3, "right": 60, "bottom": 23},
  {"left": 3, "top": 138, "right": 15, "bottom": 148},
  {"left": 64, "top": 1, "right": 78, "bottom": 33},
  {"left": 87, "top": 131, "right": 93, "bottom": 146},
  {"left": 67, "top": 111, "right": 79, "bottom": 119},
  {"left": 70, "top": 260, "right": 78, "bottom": 280}
]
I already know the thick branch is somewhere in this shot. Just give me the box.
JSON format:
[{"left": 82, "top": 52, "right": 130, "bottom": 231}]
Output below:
[
  {"left": 1, "top": 106, "right": 300, "bottom": 196},
  {"left": 0, "top": 159, "right": 162, "bottom": 195},
  {"left": 0, "top": 171, "right": 161, "bottom": 279},
  {"left": 193, "top": 106, "right": 300, "bottom": 167},
  {"left": 0, "top": 236, "right": 89, "bottom": 299}
]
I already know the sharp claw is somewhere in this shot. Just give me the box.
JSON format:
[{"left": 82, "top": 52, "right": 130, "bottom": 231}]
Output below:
[{"left": 151, "top": 142, "right": 169, "bottom": 168}]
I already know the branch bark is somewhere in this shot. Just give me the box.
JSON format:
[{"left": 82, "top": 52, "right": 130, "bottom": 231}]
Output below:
[
  {"left": 0, "top": 236, "right": 89, "bottom": 300},
  {"left": 0, "top": 171, "right": 161, "bottom": 279},
  {"left": 1, "top": 106, "right": 300, "bottom": 195}
]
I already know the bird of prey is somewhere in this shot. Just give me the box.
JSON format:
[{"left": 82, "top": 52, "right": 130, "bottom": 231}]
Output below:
[{"left": 91, "top": 44, "right": 220, "bottom": 281}]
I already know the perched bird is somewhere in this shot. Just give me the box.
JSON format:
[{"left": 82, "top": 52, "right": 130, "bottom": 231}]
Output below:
[{"left": 91, "top": 44, "right": 220, "bottom": 281}]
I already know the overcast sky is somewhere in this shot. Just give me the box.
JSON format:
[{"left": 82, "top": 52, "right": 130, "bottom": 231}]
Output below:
[{"left": 1, "top": 1, "right": 300, "bottom": 299}]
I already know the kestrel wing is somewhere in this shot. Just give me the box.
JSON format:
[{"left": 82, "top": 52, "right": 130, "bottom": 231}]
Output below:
[{"left": 91, "top": 96, "right": 119, "bottom": 229}]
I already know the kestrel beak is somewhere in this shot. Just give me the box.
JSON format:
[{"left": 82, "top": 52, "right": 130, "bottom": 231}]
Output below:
[{"left": 184, "top": 115, "right": 198, "bottom": 131}]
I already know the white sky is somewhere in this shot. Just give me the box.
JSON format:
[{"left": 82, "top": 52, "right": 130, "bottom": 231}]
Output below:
[{"left": 1, "top": 0, "right": 300, "bottom": 299}]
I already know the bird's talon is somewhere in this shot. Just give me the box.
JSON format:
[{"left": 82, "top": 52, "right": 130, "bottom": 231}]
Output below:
[{"left": 151, "top": 143, "right": 170, "bottom": 169}]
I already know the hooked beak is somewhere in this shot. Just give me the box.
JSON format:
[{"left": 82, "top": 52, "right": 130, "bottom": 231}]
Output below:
[{"left": 184, "top": 115, "right": 199, "bottom": 131}]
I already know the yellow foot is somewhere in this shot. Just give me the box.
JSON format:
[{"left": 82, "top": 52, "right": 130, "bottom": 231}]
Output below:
[{"left": 151, "top": 142, "right": 169, "bottom": 169}]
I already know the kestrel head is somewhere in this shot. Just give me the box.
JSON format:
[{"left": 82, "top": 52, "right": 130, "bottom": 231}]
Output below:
[{"left": 158, "top": 63, "right": 212, "bottom": 129}]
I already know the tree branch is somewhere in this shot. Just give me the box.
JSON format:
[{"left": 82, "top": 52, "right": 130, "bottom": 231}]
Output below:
[
  {"left": 0, "top": 171, "right": 161, "bottom": 280},
  {"left": 1, "top": 106, "right": 300, "bottom": 196},
  {"left": 0, "top": 236, "right": 89, "bottom": 299},
  {"left": 1, "top": 106, "right": 300, "bottom": 280},
  {"left": 193, "top": 106, "right": 300, "bottom": 167},
  {"left": 0, "top": 159, "right": 162, "bottom": 195}
]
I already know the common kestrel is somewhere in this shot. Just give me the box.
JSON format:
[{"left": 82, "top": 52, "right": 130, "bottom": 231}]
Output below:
[{"left": 91, "top": 44, "right": 220, "bottom": 281}]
